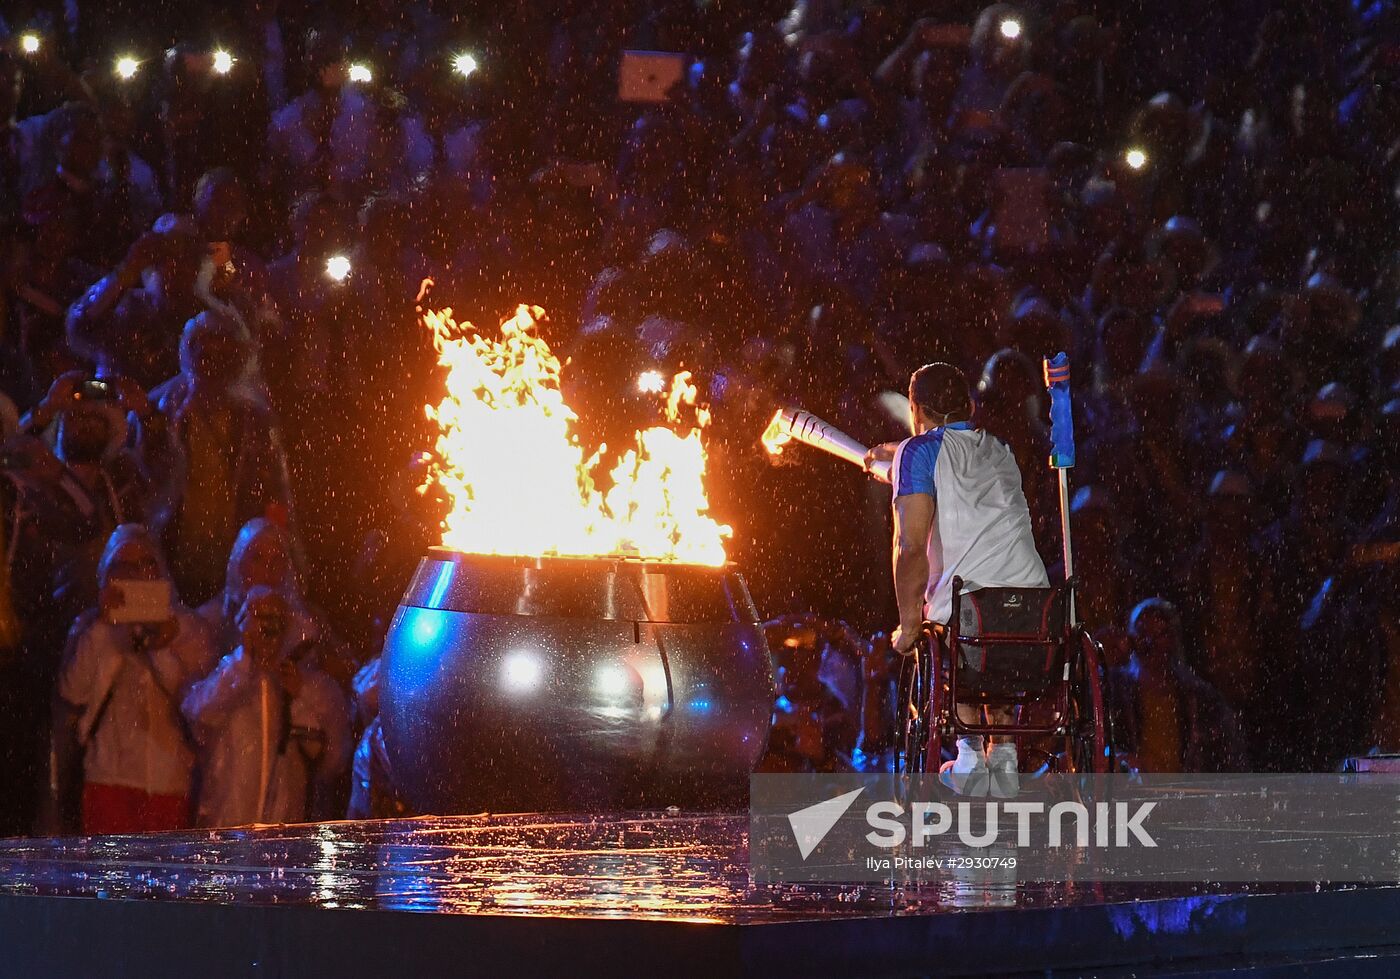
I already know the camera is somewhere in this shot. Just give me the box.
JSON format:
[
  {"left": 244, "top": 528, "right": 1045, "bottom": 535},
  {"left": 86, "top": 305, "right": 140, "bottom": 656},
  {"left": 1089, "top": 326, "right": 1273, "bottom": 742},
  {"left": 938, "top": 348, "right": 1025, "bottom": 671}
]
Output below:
[{"left": 75, "top": 379, "right": 114, "bottom": 402}]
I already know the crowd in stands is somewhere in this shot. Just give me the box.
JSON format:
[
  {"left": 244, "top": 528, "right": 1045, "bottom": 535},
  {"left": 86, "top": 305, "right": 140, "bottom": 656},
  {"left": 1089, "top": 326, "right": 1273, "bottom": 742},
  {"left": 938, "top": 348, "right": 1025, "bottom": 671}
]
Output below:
[{"left": 1, "top": 0, "right": 1398, "bottom": 834}]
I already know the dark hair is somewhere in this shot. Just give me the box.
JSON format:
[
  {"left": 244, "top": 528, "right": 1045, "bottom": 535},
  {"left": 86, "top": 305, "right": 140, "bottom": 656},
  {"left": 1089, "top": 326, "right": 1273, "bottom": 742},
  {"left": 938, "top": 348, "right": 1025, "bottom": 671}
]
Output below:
[{"left": 909, "top": 362, "right": 971, "bottom": 422}]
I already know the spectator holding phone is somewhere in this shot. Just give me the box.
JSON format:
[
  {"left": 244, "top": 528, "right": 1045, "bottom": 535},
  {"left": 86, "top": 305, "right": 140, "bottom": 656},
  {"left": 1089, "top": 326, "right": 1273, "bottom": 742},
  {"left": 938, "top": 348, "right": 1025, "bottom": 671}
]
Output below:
[
  {"left": 19, "top": 370, "right": 154, "bottom": 527},
  {"left": 182, "top": 585, "right": 351, "bottom": 826},
  {"left": 196, "top": 516, "right": 317, "bottom": 658},
  {"left": 51, "top": 523, "right": 216, "bottom": 833},
  {"left": 16, "top": 372, "right": 156, "bottom": 626}
]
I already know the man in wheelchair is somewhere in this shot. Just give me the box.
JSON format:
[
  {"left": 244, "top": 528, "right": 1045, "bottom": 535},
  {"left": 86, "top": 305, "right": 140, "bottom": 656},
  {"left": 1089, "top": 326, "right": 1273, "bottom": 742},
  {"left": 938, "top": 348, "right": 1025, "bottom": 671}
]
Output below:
[{"left": 866, "top": 362, "right": 1049, "bottom": 789}]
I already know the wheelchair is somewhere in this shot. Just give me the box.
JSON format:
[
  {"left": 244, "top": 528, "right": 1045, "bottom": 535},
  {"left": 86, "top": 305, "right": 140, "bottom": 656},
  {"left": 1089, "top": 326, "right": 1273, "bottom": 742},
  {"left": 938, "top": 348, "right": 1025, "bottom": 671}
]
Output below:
[{"left": 894, "top": 576, "right": 1112, "bottom": 776}]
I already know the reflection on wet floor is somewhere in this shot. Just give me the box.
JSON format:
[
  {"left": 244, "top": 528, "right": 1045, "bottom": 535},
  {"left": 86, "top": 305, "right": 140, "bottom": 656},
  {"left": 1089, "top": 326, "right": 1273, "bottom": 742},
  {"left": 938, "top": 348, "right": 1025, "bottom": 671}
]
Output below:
[{"left": 0, "top": 811, "right": 1280, "bottom": 922}]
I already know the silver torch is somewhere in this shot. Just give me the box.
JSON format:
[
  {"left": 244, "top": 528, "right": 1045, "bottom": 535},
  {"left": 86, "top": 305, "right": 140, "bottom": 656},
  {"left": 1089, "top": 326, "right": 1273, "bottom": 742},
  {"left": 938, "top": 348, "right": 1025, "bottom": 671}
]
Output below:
[{"left": 762, "top": 408, "right": 891, "bottom": 482}]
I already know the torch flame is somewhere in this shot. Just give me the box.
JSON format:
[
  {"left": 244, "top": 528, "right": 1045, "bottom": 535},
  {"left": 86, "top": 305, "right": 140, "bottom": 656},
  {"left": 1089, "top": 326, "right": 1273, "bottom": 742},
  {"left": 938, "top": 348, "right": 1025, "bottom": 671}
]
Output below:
[
  {"left": 760, "top": 409, "right": 793, "bottom": 457},
  {"left": 421, "top": 302, "right": 730, "bottom": 565}
]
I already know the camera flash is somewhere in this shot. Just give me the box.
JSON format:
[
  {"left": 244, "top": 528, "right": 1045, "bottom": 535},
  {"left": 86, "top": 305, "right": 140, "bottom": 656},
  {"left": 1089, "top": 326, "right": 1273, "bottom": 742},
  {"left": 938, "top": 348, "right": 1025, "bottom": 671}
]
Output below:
[
  {"left": 115, "top": 56, "right": 140, "bottom": 80},
  {"left": 348, "top": 62, "right": 373, "bottom": 83},
  {"left": 1125, "top": 147, "right": 1148, "bottom": 170},
  {"left": 999, "top": 18, "right": 1022, "bottom": 40},
  {"left": 325, "top": 255, "right": 352, "bottom": 282},
  {"left": 637, "top": 369, "right": 666, "bottom": 394},
  {"left": 452, "top": 53, "right": 479, "bottom": 78},
  {"left": 212, "top": 49, "right": 235, "bottom": 74},
  {"left": 20, "top": 33, "right": 40, "bottom": 55}
]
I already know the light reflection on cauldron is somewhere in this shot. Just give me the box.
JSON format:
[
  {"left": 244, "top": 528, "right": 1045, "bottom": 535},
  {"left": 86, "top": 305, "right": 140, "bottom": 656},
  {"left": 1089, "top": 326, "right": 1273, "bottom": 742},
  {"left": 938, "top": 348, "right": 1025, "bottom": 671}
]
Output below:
[{"left": 379, "top": 549, "right": 774, "bottom": 814}]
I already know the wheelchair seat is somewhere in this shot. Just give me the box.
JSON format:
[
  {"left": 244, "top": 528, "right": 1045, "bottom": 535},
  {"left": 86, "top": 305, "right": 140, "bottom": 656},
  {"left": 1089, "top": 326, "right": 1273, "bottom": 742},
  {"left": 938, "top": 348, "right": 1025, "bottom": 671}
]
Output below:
[{"left": 950, "top": 581, "right": 1066, "bottom": 701}]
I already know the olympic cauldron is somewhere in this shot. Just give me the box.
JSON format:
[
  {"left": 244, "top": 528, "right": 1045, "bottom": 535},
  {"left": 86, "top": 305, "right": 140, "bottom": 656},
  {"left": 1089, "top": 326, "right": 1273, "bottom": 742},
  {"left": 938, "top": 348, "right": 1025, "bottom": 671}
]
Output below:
[{"left": 380, "top": 548, "right": 773, "bottom": 814}]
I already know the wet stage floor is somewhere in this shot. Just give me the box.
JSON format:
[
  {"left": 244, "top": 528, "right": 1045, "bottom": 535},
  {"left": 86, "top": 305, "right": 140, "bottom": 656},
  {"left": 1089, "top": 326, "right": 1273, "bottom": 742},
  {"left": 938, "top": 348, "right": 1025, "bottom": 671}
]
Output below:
[
  {"left": 0, "top": 810, "right": 1247, "bottom": 918},
  {"left": 1, "top": 812, "right": 1398, "bottom": 976}
]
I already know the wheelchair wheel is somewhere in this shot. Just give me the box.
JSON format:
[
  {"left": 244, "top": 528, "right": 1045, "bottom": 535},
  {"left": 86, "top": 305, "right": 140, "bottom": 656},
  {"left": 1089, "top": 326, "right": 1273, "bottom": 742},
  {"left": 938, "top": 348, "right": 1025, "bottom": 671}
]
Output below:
[
  {"left": 1064, "top": 629, "right": 1111, "bottom": 774},
  {"left": 894, "top": 633, "right": 946, "bottom": 775},
  {"left": 895, "top": 646, "right": 926, "bottom": 774}
]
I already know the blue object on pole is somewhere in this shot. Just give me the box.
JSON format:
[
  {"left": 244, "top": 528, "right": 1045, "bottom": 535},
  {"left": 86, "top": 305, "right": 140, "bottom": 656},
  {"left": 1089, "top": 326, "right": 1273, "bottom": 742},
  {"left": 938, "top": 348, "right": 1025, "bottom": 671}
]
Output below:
[{"left": 1044, "top": 352, "right": 1075, "bottom": 469}]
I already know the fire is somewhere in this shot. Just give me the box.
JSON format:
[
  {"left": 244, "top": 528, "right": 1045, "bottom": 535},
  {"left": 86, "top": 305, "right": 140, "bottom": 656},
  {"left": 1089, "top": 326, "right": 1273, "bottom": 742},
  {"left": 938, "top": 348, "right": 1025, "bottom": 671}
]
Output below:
[
  {"left": 420, "top": 301, "right": 730, "bottom": 566},
  {"left": 760, "top": 409, "right": 793, "bottom": 458}
]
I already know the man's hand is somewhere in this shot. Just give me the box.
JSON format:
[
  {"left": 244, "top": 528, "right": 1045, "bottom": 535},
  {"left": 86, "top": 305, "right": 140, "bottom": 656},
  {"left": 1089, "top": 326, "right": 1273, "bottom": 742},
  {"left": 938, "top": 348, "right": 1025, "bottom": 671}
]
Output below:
[
  {"left": 864, "top": 441, "right": 898, "bottom": 483},
  {"left": 237, "top": 591, "right": 289, "bottom": 672},
  {"left": 891, "top": 622, "right": 922, "bottom": 654},
  {"left": 110, "top": 374, "right": 153, "bottom": 418},
  {"left": 41, "top": 371, "right": 85, "bottom": 411},
  {"left": 241, "top": 619, "right": 280, "bottom": 672},
  {"left": 120, "top": 231, "right": 173, "bottom": 284},
  {"left": 148, "top": 616, "right": 178, "bottom": 651}
]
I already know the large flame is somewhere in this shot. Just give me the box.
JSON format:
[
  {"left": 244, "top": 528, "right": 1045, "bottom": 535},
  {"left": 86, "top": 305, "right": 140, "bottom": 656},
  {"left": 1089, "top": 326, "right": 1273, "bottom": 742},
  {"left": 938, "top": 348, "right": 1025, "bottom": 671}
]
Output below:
[{"left": 420, "top": 301, "right": 730, "bottom": 566}]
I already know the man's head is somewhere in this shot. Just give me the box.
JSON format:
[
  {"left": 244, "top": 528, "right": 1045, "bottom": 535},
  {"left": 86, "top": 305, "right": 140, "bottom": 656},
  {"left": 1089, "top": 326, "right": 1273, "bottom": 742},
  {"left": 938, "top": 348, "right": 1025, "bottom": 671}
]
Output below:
[
  {"left": 230, "top": 517, "right": 293, "bottom": 597},
  {"left": 55, "top": 404, "right": 116, "bottom": 466},
  {"left": 1205, "top": 470, "right": 1254, "bottom": 534},
  {"left": 54, "top": 103, "right": 102, "bottom": 179},
  {"left": 141, "top": 216, "right": 206, "bottom": 306},
  {"left": 238, "top": 585, "right": 291, "bottom": 660},
  {"left": 98, "top": 524, "right": 166, "bottom": 589},
  {"left": 1295, "top": 439, "right": 1348, "bottom": 527},
  {"left": 977, "top": 348, "right": 1038, "bottom": 416},
  {"left": 304, "top": 29, "right": 348, "bottom": 95},
  {"left": 909, "top": 362, "right": 973, "bottom": 432},
  {"left": 1128, "top": 598, "right": 1182, "bottom": 665}
]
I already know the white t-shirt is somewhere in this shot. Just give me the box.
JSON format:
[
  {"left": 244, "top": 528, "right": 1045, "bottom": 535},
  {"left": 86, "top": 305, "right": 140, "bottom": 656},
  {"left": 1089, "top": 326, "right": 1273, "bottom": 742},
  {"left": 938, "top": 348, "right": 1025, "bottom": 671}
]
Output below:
[{"left": 891, "top": 422, "right": 1048, "bottom": 623}]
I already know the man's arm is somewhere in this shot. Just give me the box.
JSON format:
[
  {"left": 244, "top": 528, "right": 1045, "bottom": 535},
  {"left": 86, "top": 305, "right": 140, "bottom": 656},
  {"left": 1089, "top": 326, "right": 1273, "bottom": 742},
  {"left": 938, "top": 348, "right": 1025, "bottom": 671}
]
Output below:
[{"left": 892, "top": 492, "right": 935, "bottom": 651}]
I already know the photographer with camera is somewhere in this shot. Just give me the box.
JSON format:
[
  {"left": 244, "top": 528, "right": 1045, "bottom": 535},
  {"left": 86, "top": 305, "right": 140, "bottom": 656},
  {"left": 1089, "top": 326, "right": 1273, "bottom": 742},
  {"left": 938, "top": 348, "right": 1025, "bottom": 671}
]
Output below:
[
  {"left": 13, "top": 371, "right": 155, "bottom": 646},
  {"left": 65, "top": 216, "right": 209, "bottom": 389},
  {"left": 50, "top": 524, "right": 216, "bottom": 833},
  {"left": 181, "top": 584, "right": 350, "bottom": 827}
]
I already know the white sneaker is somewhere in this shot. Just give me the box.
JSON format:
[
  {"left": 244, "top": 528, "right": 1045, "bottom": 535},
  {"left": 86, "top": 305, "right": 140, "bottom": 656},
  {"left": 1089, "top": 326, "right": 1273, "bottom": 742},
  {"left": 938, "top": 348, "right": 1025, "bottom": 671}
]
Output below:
[
  {"left": 988, "top": 742, "right": 1020, "bottom": 798},
  {"left": 940, "top": 740, "right": 989, "bottom": 796}
]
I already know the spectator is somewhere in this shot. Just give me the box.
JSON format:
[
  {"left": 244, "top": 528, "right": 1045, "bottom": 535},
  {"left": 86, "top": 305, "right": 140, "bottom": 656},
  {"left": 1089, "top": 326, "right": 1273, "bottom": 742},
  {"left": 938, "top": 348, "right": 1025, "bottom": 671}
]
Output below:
[
  {"left": 65, "top": 218, "right": 210, "bottom": 389},
  {"left": 196, "top": 516, "right": 316, "bottom": 657},
  {"left": 5, "top": 181, "right": 97, "bottom": 399},
  {"left": 265, "top": 29, "right": 367, "bottom": 204},
  {"left": 16, "top": 372, "right": 155, "bottom": 617},
  {"left": 345, "top": 654, "right": 406, "bottom": 819},
  {"left": 181, "top": 585, "right": 351, "bottom": 826},
  {"left": 757, "top": 615, "right": 860, "bottom": 773},
  {"left": 1182, "top": 471, "right": 1265, "bottom": 721},
  {"left": 51, "top": 524, "right": 215, "bottom": 833},
  {"left": 193, "top": 167, "right": 279, "bottom": 343},
  {"left": 149, "top": 311, "right": 292, "bottom": 606},
  {"left": 1108, "top": 598, "right": 1247, "bottom": 773}
]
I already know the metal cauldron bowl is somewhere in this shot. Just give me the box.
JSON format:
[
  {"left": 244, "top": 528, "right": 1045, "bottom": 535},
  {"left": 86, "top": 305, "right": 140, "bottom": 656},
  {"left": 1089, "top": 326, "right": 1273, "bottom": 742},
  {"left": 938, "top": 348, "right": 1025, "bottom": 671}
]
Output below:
[{"left": 380, "top": 549, "right": 774, "bottom": 813}]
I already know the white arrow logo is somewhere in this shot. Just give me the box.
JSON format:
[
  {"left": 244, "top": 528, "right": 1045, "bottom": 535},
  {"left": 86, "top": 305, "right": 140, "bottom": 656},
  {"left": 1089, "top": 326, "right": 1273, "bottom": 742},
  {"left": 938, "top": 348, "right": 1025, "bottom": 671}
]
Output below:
[{"left": 787, "top": 787, "right": 865, "bottom": 859}]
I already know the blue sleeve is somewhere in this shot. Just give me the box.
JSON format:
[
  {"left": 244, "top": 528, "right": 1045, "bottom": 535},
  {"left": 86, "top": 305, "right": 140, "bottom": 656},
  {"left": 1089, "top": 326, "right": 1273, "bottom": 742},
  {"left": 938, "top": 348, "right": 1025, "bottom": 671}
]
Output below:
[{"left": 893, "top": 434, "right": 941, "bottom": 498}]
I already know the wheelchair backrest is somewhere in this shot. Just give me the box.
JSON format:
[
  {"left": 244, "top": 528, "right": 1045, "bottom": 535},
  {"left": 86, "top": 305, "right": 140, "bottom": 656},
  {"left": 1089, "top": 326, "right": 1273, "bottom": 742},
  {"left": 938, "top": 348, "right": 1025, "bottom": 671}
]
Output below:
[
  {"left": 952, "top": 582, "right": 1067, "bottom": 699},
  {"left": 956, "top": 586, "right": 1065, "bottom": 641}
]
